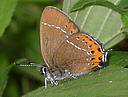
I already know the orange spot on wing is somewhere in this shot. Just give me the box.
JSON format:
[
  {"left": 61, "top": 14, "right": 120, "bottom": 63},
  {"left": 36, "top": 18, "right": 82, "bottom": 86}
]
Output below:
[
  {"left": 65, "top": 22, "right": 77, "bottom": 33},
  {"left": 88, "top": 63, "right": 99, "bottom": 70},
  {"left": 71, "top": 27, "right": 77, "bottom": 33},
  {"left": 58, "top": 16, "right": 64, "bottom": 22},
  {"left": 75, "top": 34, "right": 104, "bottom": 65}
]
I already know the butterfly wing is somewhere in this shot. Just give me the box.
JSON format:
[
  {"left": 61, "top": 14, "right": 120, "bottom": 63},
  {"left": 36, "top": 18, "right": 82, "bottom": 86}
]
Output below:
[
  {"left": 40, "top": 6, "right": 79, "bottom": 66},
  {"left": 53, "top": 32, "right": 106, "bottom": 74}
]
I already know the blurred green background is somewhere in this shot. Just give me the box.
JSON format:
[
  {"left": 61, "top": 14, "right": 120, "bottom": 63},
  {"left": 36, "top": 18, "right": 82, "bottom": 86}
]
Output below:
[
  {"left": 0, "top": 0, "right": 63, "bottom": 97},
  {"left": 0, "top": 0, "right": 128, "bottom": 97}
]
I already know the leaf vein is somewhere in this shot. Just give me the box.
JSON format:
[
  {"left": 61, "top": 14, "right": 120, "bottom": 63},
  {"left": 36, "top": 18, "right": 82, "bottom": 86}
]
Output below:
[
  {"left": 96, "top": 0, "right": 121, "bottom": 39},
  {"left": 104, "top": 24, "right": 123, "bottom": 45},
  {"left": 73, "top": 11, "right": 79, "bottom": 22},
  {"left": 80, "top": 6, "right": 93, "bottom": 30}
]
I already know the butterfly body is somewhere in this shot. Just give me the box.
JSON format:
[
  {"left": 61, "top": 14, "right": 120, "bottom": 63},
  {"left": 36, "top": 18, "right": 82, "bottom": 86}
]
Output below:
[{"left": 40, "top": 6, "right": 108, "bottom": 88}]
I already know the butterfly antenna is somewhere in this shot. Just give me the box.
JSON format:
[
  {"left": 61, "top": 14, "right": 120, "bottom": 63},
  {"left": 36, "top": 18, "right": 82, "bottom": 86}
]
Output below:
[{"left": 15, "top": 62, "right": 42, "bottom": 67}]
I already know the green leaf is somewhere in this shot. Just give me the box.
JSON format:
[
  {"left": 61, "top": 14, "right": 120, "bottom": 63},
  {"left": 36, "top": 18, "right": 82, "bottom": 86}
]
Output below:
[
  {"left": 70, "top": 0, "right": 128, "bottom": 15},
  {"left": 22, "top": 65, "right": 128, "bottom": 97},
  {"left": 121, "top": 14, "right": 128, "bottom": 32},
  {"left": 3, "top": 78, "right": 20, "bottom": 97},
  {"left": 20, "top": 0, "right": 57, "bottom": 3},
  {"left": 14, "top": 66, "right": 43, "bottom": 82},
  {"left": 121, "top": 14, "right": 128, "bottom": 26},
  {"left": 14, "top": 58, "right": 43, "bottom": 82},
  {"left": 0, "top": 0, "right": 17, "bottom": 37},
  {"left": 118, "top": 0, "right": 128, "bottom": 9},
  {"left": 13, "top": 30, "right": 44, "bottom": 83},
  {"left": 108, "top": 51, "right": 128, "bottom": 67},
  {"left": 0, "top": 54, "right": 14, "bottom": 97},
  {"left": 63, "top": 0, "right": 125, "bottom": 49},
  {"left": 24, "top": 30, "right": 43, "bottom": 64},
  {"left": 22, "top": 51, "right": 128, "bottom": 97}
]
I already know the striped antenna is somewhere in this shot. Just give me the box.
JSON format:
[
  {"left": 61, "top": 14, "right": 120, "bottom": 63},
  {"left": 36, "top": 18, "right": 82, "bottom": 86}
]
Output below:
[{"left": 16, "top": 62, "right": 42, "bottom": 67}]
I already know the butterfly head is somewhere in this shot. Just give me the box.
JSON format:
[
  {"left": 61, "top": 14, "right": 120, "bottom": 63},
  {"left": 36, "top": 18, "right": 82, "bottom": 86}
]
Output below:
[{"left": 39, "top": 65, "right": 49, "bottom": 76}]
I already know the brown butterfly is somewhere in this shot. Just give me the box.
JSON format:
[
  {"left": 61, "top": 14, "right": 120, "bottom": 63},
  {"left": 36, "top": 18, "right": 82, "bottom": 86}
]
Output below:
[{"left": 39, "top": 6, "right": 108, "bottom": 88}]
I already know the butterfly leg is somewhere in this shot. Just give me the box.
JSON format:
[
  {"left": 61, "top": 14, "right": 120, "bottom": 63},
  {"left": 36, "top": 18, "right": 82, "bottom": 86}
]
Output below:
[
  {"left": 50, "top": 78, "right": 58, "bottom": 86},
  {"left": 68, "top": 72, "right": 78, "bottom": 79},
  {"left": 45, "top": 77, "right": 58, "bottom": 88},
  {"left": 54, "top": 81, "right": 58, "bottom": 86},
  {"left": 45, "top": 78, "right": 48, "bottom": 88}
]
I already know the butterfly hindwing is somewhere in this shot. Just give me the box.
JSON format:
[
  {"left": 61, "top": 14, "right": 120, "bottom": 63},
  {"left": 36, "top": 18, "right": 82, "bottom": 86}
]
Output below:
[{"left": 53, "top": 32, "right": 105, "bottom": 73}]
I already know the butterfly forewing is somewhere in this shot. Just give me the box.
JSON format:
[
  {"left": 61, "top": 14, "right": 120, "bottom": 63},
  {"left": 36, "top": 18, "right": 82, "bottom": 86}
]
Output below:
[{"left": 40, "top": 6, "right": 79, "bottom": 66}]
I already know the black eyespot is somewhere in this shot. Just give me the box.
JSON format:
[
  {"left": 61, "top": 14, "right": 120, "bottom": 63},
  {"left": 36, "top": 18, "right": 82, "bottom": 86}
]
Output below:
[
  {"left": 90, "top": 57, "right": 95, "bottom": 61},
  {"left": 99, "top": 56, "right": 102, "bottom": 60},
  {"left": 81, "top": 39, "right": 85, "bottom": 42},
  {"left": 98, "top": 48, "right": 101, "bottom": 52},
  {"left": 85, "top": 36, "right": 88, "bottom": 38},
  {"left": 89, "top": 38, "right": 93, "bottom": 41},
  {"left": 85, "top": 41, "right": 87, "bottom": 44},
  {"left": 76, "top": 37, "right": 79, "bottom": 40},
  {"left": 88, "top": 45, "right": 92, "bottom": 48},
  {"left": 90, "top": 51, "right": 94, "bottom": 54},
  {"left": 99, "top": 62, "right": 105, "bottom": 66},
  {"left": 70, "top": 31, "right": 73, "bottom": 34}
]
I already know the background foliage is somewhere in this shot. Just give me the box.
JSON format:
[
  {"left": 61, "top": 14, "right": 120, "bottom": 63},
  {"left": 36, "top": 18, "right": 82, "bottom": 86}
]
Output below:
[{"left": 0, "top": 0, "right": 128, "bottom": 97}]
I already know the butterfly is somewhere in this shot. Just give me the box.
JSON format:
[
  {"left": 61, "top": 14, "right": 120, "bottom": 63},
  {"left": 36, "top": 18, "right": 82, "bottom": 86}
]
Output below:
[{"left": 38, "top": 6, "right": 108, "bottom": 88}]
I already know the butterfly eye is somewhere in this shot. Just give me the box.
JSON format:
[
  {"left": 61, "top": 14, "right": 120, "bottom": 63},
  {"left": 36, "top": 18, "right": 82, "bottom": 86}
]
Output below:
[{"left": 40, "top": 66, "right": 47, "bottom": 76}]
